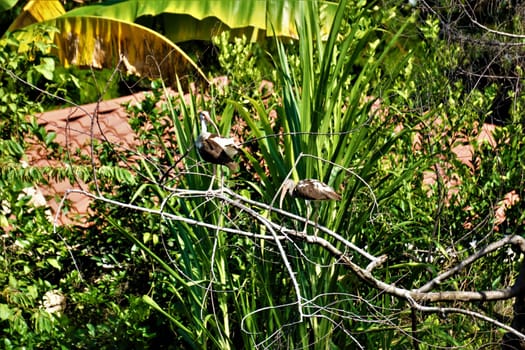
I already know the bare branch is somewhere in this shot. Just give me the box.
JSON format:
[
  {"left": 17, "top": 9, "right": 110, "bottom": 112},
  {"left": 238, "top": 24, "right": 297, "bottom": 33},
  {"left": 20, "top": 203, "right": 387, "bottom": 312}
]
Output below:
[
  {"left": 57, "top": 186, "right": 525, "bottom": 305},
  {"left": 417, "top": 235, "right": 525, "bottom": 293},
  {"left": 407, "top": 296, "right": 525, "bottom": 341},
  {"left": 461, "top": 2, "right": 525, "bottom": 39}
]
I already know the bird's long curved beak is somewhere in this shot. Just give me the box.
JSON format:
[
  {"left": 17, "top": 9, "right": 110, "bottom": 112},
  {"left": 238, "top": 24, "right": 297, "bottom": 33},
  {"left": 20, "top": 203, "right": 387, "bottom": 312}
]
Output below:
[
  {"left": 279, "top": 186, "right": 287, "bottom": 209},
  {"left": 279, "top": 180, "right": 293, "bottom": 209}
]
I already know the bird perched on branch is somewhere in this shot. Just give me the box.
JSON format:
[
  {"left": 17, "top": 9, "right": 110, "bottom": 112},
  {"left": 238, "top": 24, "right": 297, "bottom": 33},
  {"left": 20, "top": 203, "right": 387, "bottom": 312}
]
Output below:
[
  {"left": 196, "top": 111, "right": 239, "bottom": 171},
  {"left": 280, "top": 179, "right": 342, "bottom": 203},
  {"left": 279, "top": 178, "right": 342, "bottom": 234}
]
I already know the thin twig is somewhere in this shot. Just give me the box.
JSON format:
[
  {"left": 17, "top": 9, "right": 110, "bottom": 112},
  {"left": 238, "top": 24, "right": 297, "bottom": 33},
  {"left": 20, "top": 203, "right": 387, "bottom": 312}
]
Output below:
[{"left": 407, "top": 296, "right": 525, "bottom": 341}]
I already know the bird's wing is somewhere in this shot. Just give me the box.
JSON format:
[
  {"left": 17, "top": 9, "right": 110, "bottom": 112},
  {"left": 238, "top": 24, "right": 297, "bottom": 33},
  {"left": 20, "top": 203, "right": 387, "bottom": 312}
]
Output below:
[
  {"left": 297, "top": 179, "right": 342, "bottom": 200},
  {"left": 222, "top": 145, "right": 238, "bottom": 159},
  {"left": 211, "top": 135, "right": 238, "bottom": 149},
  {"left": 201, "top": 138, "right": 226, "bottom": 159},
  {"left": 312, "top": 181, "right": 342, "bottom": 200},
  {"left": 210, "top": 136, "right": 239, "bottom": 158}
]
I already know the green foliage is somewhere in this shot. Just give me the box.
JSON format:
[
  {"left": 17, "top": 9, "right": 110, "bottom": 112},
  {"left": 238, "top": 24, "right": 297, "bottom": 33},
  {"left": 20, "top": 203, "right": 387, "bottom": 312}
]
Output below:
[
  {"left": 0, "top": 174, "right": 67, "bottom": 347},
  {"left": 45, "top": 66, "right": 122, "bottom": 108},
  {"left": 212, "top": 31, "right": 268, "bottom": 99},
  {"left": 0, "top": 34, "right": 70, "bottom": 348},
  {"left": 0, "top": 34, "right": 41, "bottom": 140},
  {"left": 0, "top": 25, "right": 82, "bottom": 117},
  {"left": 1, "top": 25, "right": 122, "bottom": 116},
  {"left": 3, "top": 0, "right": 525, "bottom": 348},
  {"left": 113, "top": 0, "right": 434, "bottom": 348},
  {"left": 358, "top": 6, "right": 525, "bottom": 347},
  {"left": 0, "top": 20, "right": 160, "bottom": 349},
  {"left": 236, "top": 0, "right": 419, "bottom": 246},
  {"left": 0, "top": 277, "right": 61, "bottom": 349}
]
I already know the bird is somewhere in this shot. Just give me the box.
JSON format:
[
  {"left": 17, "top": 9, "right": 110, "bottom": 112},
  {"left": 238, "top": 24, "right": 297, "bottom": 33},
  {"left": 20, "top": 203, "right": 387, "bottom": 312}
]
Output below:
[
  {"left": 279, "top": 178, "right": 342, "bottom": 234},
  {"left": 196, "top": 111, "right": 239, "bottom": 171}
]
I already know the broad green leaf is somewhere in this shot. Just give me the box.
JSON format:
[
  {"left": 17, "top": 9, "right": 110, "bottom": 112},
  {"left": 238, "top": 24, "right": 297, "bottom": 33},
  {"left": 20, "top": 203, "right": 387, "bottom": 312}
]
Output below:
[
  {"left": 46, "top": 257, "right": 61, "bottom": 270},
  {"left": 53, "top": 0, "right": 338, "bottom": 42},
  {"left": 6, "top": 0, "right": 337, "bottom": 85},
  {"left": 33, "top": 57, "right": 54, "bottom": 80}
]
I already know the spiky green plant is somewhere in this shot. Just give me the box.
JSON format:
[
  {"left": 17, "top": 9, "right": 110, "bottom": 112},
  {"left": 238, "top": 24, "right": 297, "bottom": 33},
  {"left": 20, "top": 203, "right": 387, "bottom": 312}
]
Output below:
[
  {"left": 222, "top": 0, "right": 427, "bottom": 347},
  {"left": 87, "top": 1, "right": 425, "bottom": 348}
]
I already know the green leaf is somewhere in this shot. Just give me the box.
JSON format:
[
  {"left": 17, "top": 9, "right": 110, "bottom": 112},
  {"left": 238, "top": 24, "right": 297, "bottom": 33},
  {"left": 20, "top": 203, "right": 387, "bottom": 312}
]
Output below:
[
  {"left": 46, "top": 257, "right": 61, "bottom": 270},
  {"left": 12, "top": 312, "right": 28, "bottom": 334},
  {"left": 33, "top": 57, "right": 55, "bottom": 80},
  {"left": 0, "top": 304, "right": 11, "bottom": 320},
  {"left": 32, "top": 310, "right": 53, "bottom": 334},
  {"left": 86, "top": 323, "right": 96, "bottom": 337},
  {"left": 0, "top": 214, "right": 8, "bottom": 228},
  {"left": 2, "top": 139, "right": 25, "bottom": 158},
  {"left": 59, "top": 0, "right": 337, "bottom": 42},
  {"left": 44, "top": 131, "right": 56, "bottom": 146},
  {"left": 142, "top": 295, "right": 193, "bottom": 334},
  {"left": 0, "top": 0, "right": 18, "bottom": 12}
]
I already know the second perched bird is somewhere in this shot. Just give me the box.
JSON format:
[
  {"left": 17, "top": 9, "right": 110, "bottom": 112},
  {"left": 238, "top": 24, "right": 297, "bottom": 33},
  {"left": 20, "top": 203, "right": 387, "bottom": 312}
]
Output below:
[
  {"left": 196, "top": 111, "right": 239, "bottom": 171},
  {"left": 279, "top": 178, "right": 342, "bottom": 234},
  {"left": 280, "top": 179, "right": 342, "bottom": 204}
]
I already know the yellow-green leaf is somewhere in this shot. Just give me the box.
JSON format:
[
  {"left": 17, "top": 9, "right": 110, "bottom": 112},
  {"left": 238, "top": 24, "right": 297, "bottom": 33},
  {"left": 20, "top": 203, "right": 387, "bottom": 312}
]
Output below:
[
  {"left": 7, "top": 0, "right": 65, "bottom": 32},
  {"left": 53, "top": 0, "right": 337, "bottom": 41},
  {"left": 13, "top": 16, "right": 208, "bottom": 85},
  {"left": 0, "top": 304, "right": 11, "bottom": 320},
  {"left": 46, "top": 258, "right": 61, "bottom": 270}
]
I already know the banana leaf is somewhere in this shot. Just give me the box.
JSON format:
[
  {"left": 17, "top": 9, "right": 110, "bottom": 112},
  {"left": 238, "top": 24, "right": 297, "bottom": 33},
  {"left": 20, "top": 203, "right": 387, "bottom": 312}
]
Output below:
[
  {"left": 12, "top": 0, "right": 338, "bottom": 42},
  {"left": 7, "top": 0, "right": 208, "bottom": 85}
]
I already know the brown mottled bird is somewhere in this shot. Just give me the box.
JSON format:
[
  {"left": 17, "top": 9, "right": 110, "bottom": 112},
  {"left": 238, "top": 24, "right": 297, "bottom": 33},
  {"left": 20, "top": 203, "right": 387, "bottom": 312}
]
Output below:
[
  {"left": 280, "top": 178, "right": 342, "bottom": 234},
  {"left": 196, "top": 111, "right": 239, "bottom": 171}
]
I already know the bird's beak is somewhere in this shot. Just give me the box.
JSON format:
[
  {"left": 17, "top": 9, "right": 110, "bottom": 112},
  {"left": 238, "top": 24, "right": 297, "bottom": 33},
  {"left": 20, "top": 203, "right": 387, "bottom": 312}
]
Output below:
[
  {"left": 279, "top": 186, "right": 286, "bottom": 209},
  {"left": 279, "top": 181, "right": 291, "bottom": 209}
]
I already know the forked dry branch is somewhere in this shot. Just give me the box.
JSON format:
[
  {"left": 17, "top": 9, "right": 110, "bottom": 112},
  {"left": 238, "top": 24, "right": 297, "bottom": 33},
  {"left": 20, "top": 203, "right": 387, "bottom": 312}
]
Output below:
[{"left": 54, "top": 183, "right": 525, "bottom": 345}]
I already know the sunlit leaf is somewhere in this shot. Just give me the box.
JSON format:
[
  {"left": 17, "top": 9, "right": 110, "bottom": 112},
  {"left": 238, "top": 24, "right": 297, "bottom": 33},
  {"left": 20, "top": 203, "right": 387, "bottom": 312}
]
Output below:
[
  {"left": 33, "top": 57, "right": 55, "bottom": 80},
  {"left": 46, "top": 258, "right": 61, "bottom": 270},
  {"left": 0, "top": 214, "right": 8, "bottom": 228},
  {"left": 0, "top": 303, "right": 11, "bottom": 320},
  {"left": 13, "top": 16, "right": 207, "bottom": 85},
  {"left": 58, "top": 0, "right": 338, "bottom": 41},
  {"left": 6, "top": 0, "right": 65, "bottom": 31}
]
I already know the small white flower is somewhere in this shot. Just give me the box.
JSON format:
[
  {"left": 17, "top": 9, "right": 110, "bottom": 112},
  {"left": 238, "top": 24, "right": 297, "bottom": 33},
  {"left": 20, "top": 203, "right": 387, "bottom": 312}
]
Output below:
[
  {"left": 506, "top": 247, "right": 517, "bottom": 260},
  {"left": 42, "top": 290, "right": 66, "bottom": 314}
]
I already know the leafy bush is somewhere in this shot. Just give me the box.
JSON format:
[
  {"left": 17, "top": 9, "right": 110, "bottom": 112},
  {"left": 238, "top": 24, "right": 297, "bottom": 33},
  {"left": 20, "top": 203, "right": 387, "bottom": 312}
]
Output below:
[
  {"left": 0, "top": 23, "right": 161, "bottom": 349},
  {"left": 3, "top": 1, "right": 525, "bottom": 348}
]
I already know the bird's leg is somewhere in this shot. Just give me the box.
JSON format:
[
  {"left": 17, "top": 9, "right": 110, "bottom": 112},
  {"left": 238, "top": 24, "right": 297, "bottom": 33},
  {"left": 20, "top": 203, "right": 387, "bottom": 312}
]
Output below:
[
  {"left": 207, "top": 165, "right": 216, "bottom": 193},
  {"left": 218, "top": 166, "right": 227, "bottom": 196},
  {"left": 219, "top": 166, "right": 225, "bottom": 190},
  {"left": 302, "top": 201, "right": 311, "bottom": 237},
  {"left": 313, "top": 201, "right": 320, "bottom": 237}
]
